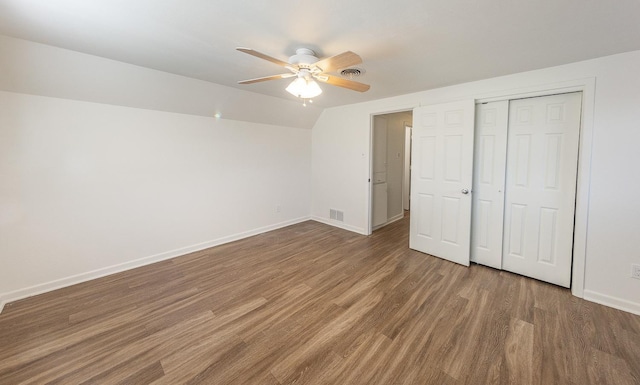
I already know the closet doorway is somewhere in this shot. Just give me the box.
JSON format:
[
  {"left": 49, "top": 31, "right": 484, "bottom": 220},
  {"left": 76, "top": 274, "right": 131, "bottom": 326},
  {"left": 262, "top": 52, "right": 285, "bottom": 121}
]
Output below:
[{"left": 471, "top": 92, "right": 582, "bottom": 287}]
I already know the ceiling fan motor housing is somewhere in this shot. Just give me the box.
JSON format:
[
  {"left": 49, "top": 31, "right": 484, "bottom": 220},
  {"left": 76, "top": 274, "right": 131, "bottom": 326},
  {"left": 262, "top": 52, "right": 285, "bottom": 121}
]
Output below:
[{"left": 289, "top": 48, "right": 319, "bottom": 69}]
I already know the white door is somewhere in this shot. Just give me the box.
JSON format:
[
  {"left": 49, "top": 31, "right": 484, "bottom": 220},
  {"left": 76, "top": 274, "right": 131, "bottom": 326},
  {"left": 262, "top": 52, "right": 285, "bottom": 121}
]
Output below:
[
  {"left": 502, "top": 93, "right": 582, "bottom": 287},
  {"left": 410, "top": 100, "right": 475, "bottom": 266},
  {"left": 471, "top": 101, "right": 509, "bottom": 269}
]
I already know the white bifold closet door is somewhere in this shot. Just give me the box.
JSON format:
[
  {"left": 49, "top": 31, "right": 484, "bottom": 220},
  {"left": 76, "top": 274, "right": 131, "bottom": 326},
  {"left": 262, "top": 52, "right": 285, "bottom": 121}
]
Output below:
[
  {"left": 503, "top": 93, "right": 582, "bottom": 287},
  {"left": 471, "top": 101, "right": 509, "bottom": 269},
  {"left": 471, "top": 92, "right": 582, "bottom": 288}
]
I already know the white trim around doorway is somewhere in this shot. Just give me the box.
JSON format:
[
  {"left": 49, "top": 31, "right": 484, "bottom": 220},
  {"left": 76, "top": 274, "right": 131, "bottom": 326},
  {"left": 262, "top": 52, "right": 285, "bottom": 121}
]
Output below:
[{"left": 475, "top": 78, "right": 595, "bottom": 300}]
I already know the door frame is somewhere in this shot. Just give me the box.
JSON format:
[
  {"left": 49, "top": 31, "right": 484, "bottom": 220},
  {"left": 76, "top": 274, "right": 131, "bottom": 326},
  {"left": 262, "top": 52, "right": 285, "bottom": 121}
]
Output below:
[
  {"left": 476, "top": 79, "right": 595, "bottom": 299},
  {"left": 367, "top": 109, "right": 414, "bottom": 234},
  {"left": 365, "top": 77, "right": 596, "bottom": 299}
]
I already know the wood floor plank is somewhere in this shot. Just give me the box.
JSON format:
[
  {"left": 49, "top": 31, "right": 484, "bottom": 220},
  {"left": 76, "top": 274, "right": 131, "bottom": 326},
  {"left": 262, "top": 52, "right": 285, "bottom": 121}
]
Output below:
[
  {"left": 588, "top": 347, "right": 639, "bottom": 385},
  {"left": 79, "top": 360, "right": 165, "bottom": 385},
  {"left": 503, "top": 318, "right": 534, "bottom": 384},
  {"left": 440, "top": 288, "right": 491, "bottom": 380},
  {"left": 326, "top": 332, "right": 393, "bottom": 384},
  {"left": 24, "top": 310, "right": 216, "bottom": 384},
  {"left": 1, "top": 213, "right": 639, "bottom": 384},
  {"left": 270, "top": 289, "right": 384, "bottom": 383}
]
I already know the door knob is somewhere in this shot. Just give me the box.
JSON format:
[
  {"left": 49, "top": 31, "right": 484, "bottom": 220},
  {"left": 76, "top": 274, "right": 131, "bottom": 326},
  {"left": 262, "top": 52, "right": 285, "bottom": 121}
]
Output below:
[{"left": 461, "top": 188, "right": 469, "bottom": 194}]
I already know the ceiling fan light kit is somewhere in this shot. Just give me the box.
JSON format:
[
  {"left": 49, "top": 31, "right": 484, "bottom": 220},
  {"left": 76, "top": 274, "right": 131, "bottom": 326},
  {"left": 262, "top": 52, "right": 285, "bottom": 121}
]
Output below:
[
  {"left": 285, "top": 75, "right": 322, "bottom": 99},
  {"left": 236, "top": 47, "right": 370, "bottom": 105}
]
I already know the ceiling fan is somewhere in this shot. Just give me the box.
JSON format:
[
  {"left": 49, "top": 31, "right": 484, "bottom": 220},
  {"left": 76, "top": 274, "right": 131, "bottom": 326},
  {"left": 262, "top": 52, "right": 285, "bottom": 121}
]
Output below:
[{"left": 236, "top": 47, "right": 370, "bottom": 102}]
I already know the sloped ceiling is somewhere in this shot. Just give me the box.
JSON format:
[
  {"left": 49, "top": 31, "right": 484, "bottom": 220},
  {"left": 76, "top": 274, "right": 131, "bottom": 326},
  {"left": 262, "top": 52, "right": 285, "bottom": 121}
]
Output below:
[{"left": 1, "top": 0, "right": 640, "bottom": 109}]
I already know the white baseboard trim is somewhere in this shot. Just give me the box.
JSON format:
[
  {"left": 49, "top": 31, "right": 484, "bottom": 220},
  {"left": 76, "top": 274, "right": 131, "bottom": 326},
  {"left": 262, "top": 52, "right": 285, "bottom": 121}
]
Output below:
[
  {"left": 311, "top": 216, "right": 368, "bottom": 235},
  {"left": 371, "top": 213, "right": 405, "bottom": 232},
  {"left": 0, "top": 216, "right": 311, "bottom": 314},
  {"left": 583, "top": 290, "right": 640, "bottom": 316},
  {"left": 387, "top": 213, "right": 405, "bottom": 223}
]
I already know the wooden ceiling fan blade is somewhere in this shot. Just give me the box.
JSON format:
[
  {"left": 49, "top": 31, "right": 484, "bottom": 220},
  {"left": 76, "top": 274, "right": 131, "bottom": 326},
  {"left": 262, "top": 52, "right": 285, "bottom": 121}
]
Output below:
[
  {"left": 314, "top": 51, "right": 362, "bottom": 73},
  {"left": 238, "top": 73, "right": 296, "bottom": 84},
  {"left": 236, "top": 47, "right": 289, "bottom": 67},
  {"left": 317, "top": 75, "right": 370, "bottom": 92}
]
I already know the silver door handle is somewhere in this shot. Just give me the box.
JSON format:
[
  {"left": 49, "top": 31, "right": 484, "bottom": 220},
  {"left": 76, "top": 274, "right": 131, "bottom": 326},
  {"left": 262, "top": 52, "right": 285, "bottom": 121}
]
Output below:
[{"left": 461, "top": 188, "right": 469, "bottom": 194}]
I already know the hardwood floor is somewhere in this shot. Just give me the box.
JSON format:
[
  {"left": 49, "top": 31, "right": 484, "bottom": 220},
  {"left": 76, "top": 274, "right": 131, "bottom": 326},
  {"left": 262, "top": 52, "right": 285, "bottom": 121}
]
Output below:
[{"left": 1, "top": 214, "right": 639, "bottom": 384}]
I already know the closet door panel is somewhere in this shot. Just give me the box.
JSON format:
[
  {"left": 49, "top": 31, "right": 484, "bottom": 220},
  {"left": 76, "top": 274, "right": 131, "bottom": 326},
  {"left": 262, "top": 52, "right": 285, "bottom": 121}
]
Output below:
[
  {"left": 502, "top": 93, "right": 582, "bottom": 287},
  {"left": 471, "top": 101, "right": 508, "bottom": 269}
]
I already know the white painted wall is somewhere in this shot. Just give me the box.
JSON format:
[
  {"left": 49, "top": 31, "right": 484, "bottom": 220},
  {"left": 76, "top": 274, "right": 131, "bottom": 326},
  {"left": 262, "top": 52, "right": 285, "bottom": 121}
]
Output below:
[
  {"left": 312, "top": 50, "right": 640, "bottom": 314},
  {"left": 0, "top": 91, "right": 311, "bottom": 311}
]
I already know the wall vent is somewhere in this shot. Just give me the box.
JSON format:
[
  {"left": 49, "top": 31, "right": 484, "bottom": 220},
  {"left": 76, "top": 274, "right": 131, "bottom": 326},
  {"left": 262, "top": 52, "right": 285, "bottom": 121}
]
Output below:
[{"left": 330, "top": 209, "right": 344, "bottom": 222}]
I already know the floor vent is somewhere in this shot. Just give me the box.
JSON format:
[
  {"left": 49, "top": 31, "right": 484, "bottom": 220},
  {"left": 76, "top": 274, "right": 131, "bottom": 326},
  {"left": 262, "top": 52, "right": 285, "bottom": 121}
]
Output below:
[{"left": 330, "top": 209, "right": 344, "bottom": 222}]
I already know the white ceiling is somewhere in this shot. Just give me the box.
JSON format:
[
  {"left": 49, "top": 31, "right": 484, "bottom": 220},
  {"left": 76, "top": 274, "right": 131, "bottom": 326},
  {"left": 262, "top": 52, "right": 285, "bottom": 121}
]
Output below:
[{"left": 1, "top": 0, "right": 640, "bottom": 108}]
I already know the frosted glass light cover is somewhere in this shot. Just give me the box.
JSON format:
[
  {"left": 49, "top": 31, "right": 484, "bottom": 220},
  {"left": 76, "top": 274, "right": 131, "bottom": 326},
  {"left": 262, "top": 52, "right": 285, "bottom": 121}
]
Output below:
[{"left": 286, "top": 77, "right": 322, "bottom": 98}]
